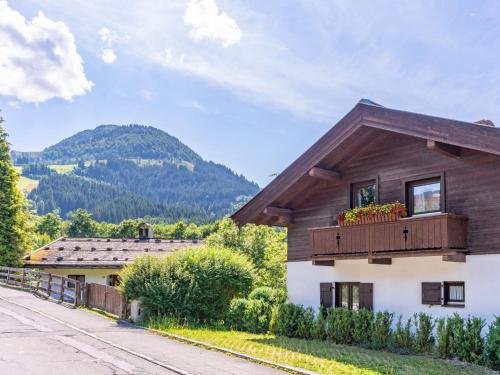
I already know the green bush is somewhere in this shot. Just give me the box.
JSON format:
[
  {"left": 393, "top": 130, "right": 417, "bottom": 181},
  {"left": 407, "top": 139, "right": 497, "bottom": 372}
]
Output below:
[
  {"left": 270, "top": 303, "right": 315, "bottom": 339},
  {"left": 326, "top": 308, "right": 353, "bottom": 344},
  {"left": 243, "top": 299, "right": 271, "bottom": 333},
  {"left": 248, "top": 287, "right": 276, "bottom": 305},
  {"left": 464, "top": 316, "right": 485, "bottom": 365},
  {"left": 371, "top": 311, "right": 393, "bottom": 350},
  {"left": 486, "top": 316, "right": 500, "bottom": 371},
  {"left": 413, "top": 313, "right": 435, "bottom": 354},
  {"left": 314, "top": 307, "right": 327, "bottom": 340},
  {"left": 448, "top": 313, "right": 466, "bottom": 360},
  {"left": 226, "top": 298, "right": 248, "bottom": 331},
  {"left": 436, "top": 317, "right": 450, "bottom": 358},
  {"left": 352, "top": 308, "right": 374, "bottom": 346},
  {"left": 392, "top": 316, "right": 413, "bottom": 354},
  {"left": 119, "top": 246, "right": 255, "bottom": 322}
]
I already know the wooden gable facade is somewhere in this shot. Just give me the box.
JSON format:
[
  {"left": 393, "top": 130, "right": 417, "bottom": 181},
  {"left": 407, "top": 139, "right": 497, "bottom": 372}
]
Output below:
[{"left": 232, "top": 100, "right": 500, "bottom": 264}]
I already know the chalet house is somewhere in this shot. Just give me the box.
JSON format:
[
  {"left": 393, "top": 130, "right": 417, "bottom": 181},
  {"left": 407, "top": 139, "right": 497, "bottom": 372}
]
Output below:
[
  {"left": 24, "top": 224, "right": 200, "bottom": 286},
  {"left": 232, "top": 99, "right": 500, "bottom": 324}
]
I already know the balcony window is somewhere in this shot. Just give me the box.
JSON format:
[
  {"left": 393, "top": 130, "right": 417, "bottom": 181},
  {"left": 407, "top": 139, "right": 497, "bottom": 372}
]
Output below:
[
  {"left": 351, "top": 180, "right": 376, "bottom": 208},
  {"left": 407, "top": 177, "right": 442, "bottom": 215}
]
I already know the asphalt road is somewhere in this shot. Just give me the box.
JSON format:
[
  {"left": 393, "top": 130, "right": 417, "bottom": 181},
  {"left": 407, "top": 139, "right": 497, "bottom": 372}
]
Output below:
[{"left": 0, "top": 286, "right": 285, "bottom": 375}]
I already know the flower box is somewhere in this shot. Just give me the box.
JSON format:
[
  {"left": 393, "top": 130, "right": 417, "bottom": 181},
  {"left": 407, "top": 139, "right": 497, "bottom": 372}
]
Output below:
[{"left": 336, "top": 202, "right": 407, "bottom": 227}]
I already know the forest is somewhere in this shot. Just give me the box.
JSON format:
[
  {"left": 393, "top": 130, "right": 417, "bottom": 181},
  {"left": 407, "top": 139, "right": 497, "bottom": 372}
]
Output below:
[{"left": 14, "top": 124, "right": 259, "bottom": 223}]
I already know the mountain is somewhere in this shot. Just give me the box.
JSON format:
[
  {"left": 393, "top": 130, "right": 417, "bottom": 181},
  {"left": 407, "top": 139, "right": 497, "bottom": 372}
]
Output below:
[{"left": 16, "top": 125, "right": 259, "bottom": 223}]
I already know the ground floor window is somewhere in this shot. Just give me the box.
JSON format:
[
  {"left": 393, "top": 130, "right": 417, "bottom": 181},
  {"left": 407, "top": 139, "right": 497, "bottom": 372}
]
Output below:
[
  {"left": 67, "top": 275, "right": 85, "bottom": 289},
  {"left": 335, "top": 282, "right": 360, "bottom": 310},
  {"left": 107, "top": 274, "right": 120, "bottom": 287},
  {"left": 444, "top": 281, "right": 465, "bottom": 306}
]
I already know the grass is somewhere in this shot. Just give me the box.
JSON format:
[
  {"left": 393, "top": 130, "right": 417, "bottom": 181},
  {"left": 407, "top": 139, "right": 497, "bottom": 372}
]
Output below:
[
  {"left": 18, "top": 176, "right": 39, "bottom": 193},
  {"left": 147, "top": 322, "right": 494, "bottom": 375},
  {"left": 48, "top": 164, "right": 77, "bottom": 174},
  {"left": 79, "top": 306, "right": 119, "bottom": 321}
]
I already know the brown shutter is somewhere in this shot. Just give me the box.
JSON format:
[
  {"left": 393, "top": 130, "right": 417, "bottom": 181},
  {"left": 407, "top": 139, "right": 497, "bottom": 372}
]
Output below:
[
  {"left": 359, "top": 283, "right": 373, "bottom": 310},
  {"left": 320, "top": 282, "right": 333, "bottom": 308},
  {"left": 422, "top": 282, "right": 442, "bottom": 305}
]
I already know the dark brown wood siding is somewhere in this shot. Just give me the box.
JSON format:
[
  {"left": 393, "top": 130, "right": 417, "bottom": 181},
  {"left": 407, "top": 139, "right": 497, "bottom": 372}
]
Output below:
[{"left": 287, "top": 132, "right": 500, "bottom": 261}]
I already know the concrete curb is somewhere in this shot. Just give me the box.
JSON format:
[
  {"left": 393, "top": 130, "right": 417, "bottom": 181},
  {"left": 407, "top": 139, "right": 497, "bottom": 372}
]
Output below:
[{"left": 144, "top": 325, "right": 320, "bottom": 375}]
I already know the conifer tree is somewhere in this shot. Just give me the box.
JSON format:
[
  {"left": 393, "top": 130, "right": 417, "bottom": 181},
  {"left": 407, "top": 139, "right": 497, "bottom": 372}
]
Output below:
[{"left": 0, "top": 115, "right": 28, "bottom": 266}]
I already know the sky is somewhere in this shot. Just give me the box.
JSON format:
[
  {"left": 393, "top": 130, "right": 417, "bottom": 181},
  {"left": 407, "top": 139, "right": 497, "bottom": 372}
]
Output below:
[{"left": 1, "top": 1, "right": 500, "bottom": 187}]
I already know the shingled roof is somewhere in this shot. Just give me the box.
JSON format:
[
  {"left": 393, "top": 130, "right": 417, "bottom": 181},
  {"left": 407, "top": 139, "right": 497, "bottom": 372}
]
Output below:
[{"left": 24, "top": 237, "right": 202, "bottom": 269}]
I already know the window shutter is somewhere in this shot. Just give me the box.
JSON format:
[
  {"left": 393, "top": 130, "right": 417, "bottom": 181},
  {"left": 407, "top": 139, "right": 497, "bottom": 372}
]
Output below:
[
  {"left": 320, "top": 282, "right": 333, "bottom": 308},
  {"left": 421, "top": 282, "right": 442, "bottom": 305},
  {"left": 359, "top": 283, "right": 373, "bottom": 310}
]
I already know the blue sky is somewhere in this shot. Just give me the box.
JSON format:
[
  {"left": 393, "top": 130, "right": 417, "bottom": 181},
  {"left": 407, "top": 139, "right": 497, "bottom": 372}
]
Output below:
[{"left": 1, "top": 1, "right": 500, "bottom": 186}]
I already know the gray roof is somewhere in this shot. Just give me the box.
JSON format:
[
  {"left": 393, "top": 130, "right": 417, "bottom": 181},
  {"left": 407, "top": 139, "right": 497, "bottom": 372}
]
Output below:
[{"left": 24, "top": 237, "right": 202, "bottom": 269}]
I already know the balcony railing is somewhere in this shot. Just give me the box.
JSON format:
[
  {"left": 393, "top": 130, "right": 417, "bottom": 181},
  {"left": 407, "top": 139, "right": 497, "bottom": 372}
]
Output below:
[{"left": 309, "top": 213, "right": 467, "bottom": 260}]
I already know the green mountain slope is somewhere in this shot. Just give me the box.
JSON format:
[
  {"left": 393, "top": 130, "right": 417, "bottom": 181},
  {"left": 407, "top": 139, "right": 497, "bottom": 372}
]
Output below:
[{"left": 17, "top": 124, "right": 259, "bottom": 223}]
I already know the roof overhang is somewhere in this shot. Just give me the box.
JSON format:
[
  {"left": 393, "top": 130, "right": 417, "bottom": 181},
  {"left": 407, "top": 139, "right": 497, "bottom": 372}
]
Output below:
[{"left": 232, "top": 100, "right": 500, "bottom": 227}]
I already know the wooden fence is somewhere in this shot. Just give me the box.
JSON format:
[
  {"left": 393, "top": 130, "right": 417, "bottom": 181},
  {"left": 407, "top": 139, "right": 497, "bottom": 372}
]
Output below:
[
  {"left": 0, "top": 266, "right": 83, "bottom": 306},
  {"left": 85, "top": 283, "right": 127, "bottom": 319},
  {"left": 0, "top": 267, "right": 127, "bottom": 318}
]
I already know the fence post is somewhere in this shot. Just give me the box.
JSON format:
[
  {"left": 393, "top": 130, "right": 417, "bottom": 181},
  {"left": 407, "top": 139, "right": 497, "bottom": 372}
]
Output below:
[
  {"left": 59, "top": 278, "right": 65, "bottom": 302},
  {"left": 6, "top": 268, "right": 10, "bottom": 285},
  {"left": 21, "top": 269, "right": 26, "bottom": 288},
  {"left": 46, "top": 273, "right": 52, "bottom": 298},
  {"left": 75, "top": 281, "right": 81, "bottom": 306}
]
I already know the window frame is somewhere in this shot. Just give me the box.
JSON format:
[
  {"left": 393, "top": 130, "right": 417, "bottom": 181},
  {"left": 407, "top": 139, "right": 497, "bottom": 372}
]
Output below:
[
  {"left": 350, "top": 177, "right": 379, "bottom": 209},
  {"left": 404, "top": 172, "right": 445, "bottom": 216},
  {"left": 444, "top": 281, "right": 465, "bottom": 306},
  {"left": 67, "top": 275, "right": 85, "bottom": 289},
  {"left": 335, "top": 282, "right": 360, "bottom": 310}
]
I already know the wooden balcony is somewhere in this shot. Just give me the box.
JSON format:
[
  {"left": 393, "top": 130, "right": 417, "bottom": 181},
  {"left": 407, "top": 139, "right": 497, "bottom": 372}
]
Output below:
[{"left": 309, "top": 213, "right": 468, "bottom": 264}]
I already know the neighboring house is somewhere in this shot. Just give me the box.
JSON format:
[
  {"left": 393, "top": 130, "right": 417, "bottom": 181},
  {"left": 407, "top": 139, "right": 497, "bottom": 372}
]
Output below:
[
  {"left": 24, "top": 224, "right": 200, "bottom": 286},
  {"left": 232, "top": 99, "right": 500, "bottom": 324}
]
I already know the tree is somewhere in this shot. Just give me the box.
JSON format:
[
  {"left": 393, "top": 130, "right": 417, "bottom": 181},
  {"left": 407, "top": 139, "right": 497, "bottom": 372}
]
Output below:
[
  {"left": 67, "top": 209, "right": 98, "bottom": 237},
  {"left": 36, "top": 213, "right": 63, "bottom": 240},
  {"left": 112, "top": 219, "right": 142, "bottom": 238},
  {"left": 0, "top": 116, "right": 29, "bottom": 266}
]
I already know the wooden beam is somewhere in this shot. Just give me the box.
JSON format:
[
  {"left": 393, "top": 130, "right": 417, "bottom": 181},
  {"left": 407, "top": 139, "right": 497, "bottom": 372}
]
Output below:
[
  {"left": 368, "top": 257, "right": 392, "bottom": 265},
  {"left": 312, "top": 259, "right": 335, "bottom": 267},
  {"left": 442, "top": 253, "right": 466, "bottom": 263},
  {"left": 263, "top": 206, "right": 294, "bottom": 225},
  {"left": 307, "top": 167, "right": 341, "bottom": 182},
  {"left": 427, "top": 140, "right": 462, "bottom": 159}
]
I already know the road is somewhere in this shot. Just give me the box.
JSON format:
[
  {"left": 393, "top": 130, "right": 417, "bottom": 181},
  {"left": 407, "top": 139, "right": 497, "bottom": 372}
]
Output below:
[{"left": 0, "top": 286, "right": 285, "bottom": 375}]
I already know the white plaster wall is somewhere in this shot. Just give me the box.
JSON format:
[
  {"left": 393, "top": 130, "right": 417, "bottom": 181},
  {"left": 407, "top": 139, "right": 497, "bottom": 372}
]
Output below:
[
  {"left": 287, "top": 254, "right": 500, "bottom": 325},
  {"left": 43, "top": 268, "right": 117, "bottom": 285}
]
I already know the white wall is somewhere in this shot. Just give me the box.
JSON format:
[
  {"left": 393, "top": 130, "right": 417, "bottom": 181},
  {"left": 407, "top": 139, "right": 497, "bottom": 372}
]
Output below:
[
  {"left": 43, "top": 268, "right": 118, "bottom": 285},
  {"left": 287, "top": 254, "right": 500, "bottom": 325}
]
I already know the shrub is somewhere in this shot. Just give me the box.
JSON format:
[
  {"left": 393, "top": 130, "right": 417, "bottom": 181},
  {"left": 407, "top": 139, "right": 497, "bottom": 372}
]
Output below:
[
  {"left": 296, "top": 307, "right": 316, "bottom": 339},
  {"left": 413, "top": 313, "right": 435, "bottom": 354},
  {"left": 392, "top": 315, "right": 413, "bottom": 354},
  {"left": 326, "top": 308, "right": 353, "bottom": 344},
  {"left": 249, "top": 286, "right": 276, "bottom": 305},
  {"left": 486, "top": 316, "right": 500, "bottom": 371},
  {"left": 226, "top": 298, "right": 249, "bottom": 331},
  {"left": 314, "top": 307, "right": 327, "bottom": 340},
  {"left": 464, "top": 316, "right": 485, "bottom": 365},
  {"left": 371, "top": 311, "right": 393, "bottom": 350},
  {"left": 436, "top": 317, "right": 450, "bottom": 358},
  {"left": 270, "top": 303, "right": 315, "bottom": 339},
  {"left": 119, "top": 246, "right": 255, "bottom": 322},
  {"left": 352, "top": 308, "right": 374, "bottom": 346},
  {"left": 448, "top": 313, "right": 466, "bottom": 360},
  {"left": 243, "top": 299, "right": 271, "bottom": 333}
]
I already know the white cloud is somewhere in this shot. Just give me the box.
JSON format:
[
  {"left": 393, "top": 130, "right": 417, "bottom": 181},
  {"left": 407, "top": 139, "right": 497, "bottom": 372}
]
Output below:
[
  {"left": 101, "top": 48, "right": 117, "bottom": 64},
  {"left": 7, "top": 100, "right": 20, "bottom": 108},
  {"left": 184, "top": 0, "right": 241, "bottom": 47},
  {"left": 141, "top": 89, "right": 154, "bottom": 101},
  {"left": 0, "top": 0, "right": 93, "bottom": 103}
]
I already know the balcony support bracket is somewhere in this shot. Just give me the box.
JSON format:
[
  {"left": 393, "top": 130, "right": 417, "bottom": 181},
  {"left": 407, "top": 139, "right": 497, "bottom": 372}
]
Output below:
[
  {"left": 312, "top": 259, "right": 335, "bottom": 267},
  {"left": 442, "top": 253, "right": 466, "bottom": 263},
  {"left": 368, "top": 257, "right": 392, "bottom": 265}
]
